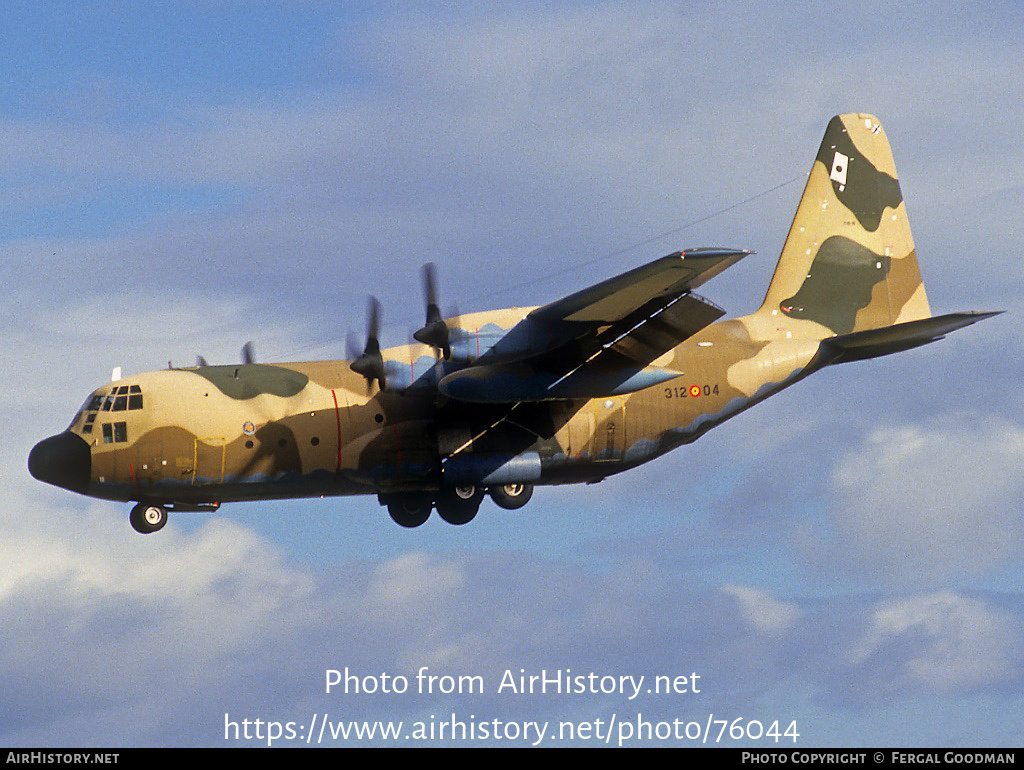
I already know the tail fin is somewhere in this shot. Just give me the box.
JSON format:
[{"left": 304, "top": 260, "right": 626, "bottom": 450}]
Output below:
[{"left": 758, "top": 113, "right": 931, "bottom": 337}]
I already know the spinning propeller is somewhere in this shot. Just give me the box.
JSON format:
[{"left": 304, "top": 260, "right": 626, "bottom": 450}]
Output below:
[
  {"left": 348, "top": 264, "right": 459, "bottom": 392},
  {"left": 195, "top": 342, "right": 256, "bottom": 368},
  {"left": 348, "top": 297, "right": 386, "bottom": 392},
  {"left": 413, "top": 262, "right": 452, "bottom": 359}
]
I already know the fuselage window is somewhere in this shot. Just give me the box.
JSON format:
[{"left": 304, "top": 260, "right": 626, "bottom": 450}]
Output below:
[{"left": 113, "top": 396, "right": 127, "bottom": 411}]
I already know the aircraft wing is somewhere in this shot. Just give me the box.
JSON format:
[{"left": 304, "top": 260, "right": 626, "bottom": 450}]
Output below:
[
  {"left": 528, "top": 246, "right": 748, "bottom": 326},
  {"left": 439, "top": 247, "right": 749, "bottom": 402}
]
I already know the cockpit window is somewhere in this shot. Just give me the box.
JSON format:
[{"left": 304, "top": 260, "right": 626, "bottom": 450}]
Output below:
[
  {"left": 91, "top": 386, "right": 144, "bottom": 414},
  {"left": 78, "top": 385, "right": 144, "bottom": 435}
]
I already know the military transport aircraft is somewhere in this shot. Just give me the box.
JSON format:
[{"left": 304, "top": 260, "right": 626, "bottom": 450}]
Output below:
[{"left": 29, "top": 114, "right": 997, "bottom": 533}]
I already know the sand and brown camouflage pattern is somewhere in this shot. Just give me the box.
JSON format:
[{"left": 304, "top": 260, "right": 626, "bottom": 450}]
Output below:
[
  {"left": 759, "top": 113, "right": 930, "bottom": 336},
  {"left": 30, "top": 115, "right": 997, "bottom": 523}
]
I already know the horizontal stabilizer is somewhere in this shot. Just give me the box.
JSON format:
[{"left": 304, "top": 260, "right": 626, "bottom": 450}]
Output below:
[{"left": 821, "top": 311, "right": 1001, "bottom": 364}]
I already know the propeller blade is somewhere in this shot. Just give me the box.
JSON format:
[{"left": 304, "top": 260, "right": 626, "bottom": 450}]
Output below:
[
  {"left": 346, "top": 331, "right": 362, "bottom": 362},
  {"left": 423, "top": 261, "right": 439, "bottom": 312},
  {"left": 241, "top": 341, "right": 255, "bottom": 364},
  {"left": 349, "top": 297, "right": 386, "bottom": 391},
  {"left": 413, "top": 263, "right": 451, "bottom": 359},
  {"left": 366, "top": 295, "right": 380, "bottom": 340}
]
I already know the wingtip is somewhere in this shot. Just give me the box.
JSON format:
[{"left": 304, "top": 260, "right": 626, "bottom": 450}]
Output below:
[
  {"left": 963, "top": 310, "right": 1004, "bottom": 322},
  {"left": 679, "top": 246, "right": 753, "bottom": 259}
]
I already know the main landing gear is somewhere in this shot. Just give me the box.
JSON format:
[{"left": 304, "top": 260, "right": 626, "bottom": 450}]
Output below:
[
  {"left": 381, "top": 483, "right": 535, "bottom": 528},
  {"left": 385, "top": 494, "right": 432, "bottom": 528},
  {"left": 489, "top": 483, "right": 533, "bottom": 510},
  {"left": 436, "top": 486, "right": 484, "bottom": 525}
]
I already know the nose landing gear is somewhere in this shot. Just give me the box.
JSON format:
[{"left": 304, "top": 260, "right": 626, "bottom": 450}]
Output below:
[{"left": 129, "top": 502, "right": 167, "bottom": 534}]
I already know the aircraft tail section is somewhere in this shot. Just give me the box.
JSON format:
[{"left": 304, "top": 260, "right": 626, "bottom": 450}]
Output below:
[
  {"left": 820, "top": 310, "right": 1000, "bottom": 364},
  {"left": 757, "top": 113, "right": 932, "bottom": 338}
]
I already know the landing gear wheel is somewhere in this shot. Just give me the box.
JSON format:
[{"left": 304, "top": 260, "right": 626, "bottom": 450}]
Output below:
[
  {"left": 130, "top": 502, "right": 167, "bottom": 534},
  {"left": 489, "top": 483, "right": 534, "bottom": 510},
  {"left": 386, "top": 495, "right": 431, "bottom": 528},
  {"left": 436, "top": 485, "right": 483, "bottom": 525}
]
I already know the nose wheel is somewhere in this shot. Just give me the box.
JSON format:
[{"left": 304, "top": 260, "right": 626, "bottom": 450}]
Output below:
[{"left": 129, "top": 502, "right": 168, "bottom": 534}]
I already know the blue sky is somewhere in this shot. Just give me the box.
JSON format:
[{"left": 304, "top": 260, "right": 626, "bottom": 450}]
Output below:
[{"left": 3, "top": 1, "right": 1023, "bottom": 747}]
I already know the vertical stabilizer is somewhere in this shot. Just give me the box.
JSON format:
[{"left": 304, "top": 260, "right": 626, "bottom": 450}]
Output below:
[{"left": 758, "top": 114, "right": 931, "bottom": 338}]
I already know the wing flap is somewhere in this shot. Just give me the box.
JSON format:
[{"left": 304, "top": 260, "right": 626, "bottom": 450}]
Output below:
[
  {"left": 606, "top": 292, "right": 725, "bottom": 365},
  {"left": 439, "top": 248, "right": 748, "bottom": 403}
]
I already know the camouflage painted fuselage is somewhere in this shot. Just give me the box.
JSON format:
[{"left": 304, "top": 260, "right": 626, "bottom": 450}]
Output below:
[
  {"left": 64, "top": 308, "right": 822, "bottom": 507},
  {"left": 32, "top": 113, "right": 995, "bottom": 522}
]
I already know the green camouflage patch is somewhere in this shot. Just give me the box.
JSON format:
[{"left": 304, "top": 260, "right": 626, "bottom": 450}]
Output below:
[{"left": 189, "top": 364, "right": 309, "bottom": 400}]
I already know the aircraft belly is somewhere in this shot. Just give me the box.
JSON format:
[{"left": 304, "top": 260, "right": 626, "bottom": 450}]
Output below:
[{"left": 341, "top": 419, "right": 439, "bottom": 487}]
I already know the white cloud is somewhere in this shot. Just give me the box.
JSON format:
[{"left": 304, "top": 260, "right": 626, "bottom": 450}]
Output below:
[
  {"left": 827, "top": 415, "right": 1024, "bottom": 585},
  {"left": 848, "top": 592, "right": 1022, "bottom": 694},
  {"left": 1, "top": 494, "right": 1022, "bottom": 745},
  {"left": 721, "top": 584, "right": 801, "bottom": 635},
  {"left": 366, "top": 551, "right": 466, "bottom": 607},
  {"left": 0, "top": 506, "right": 316, "bottom": 744}
]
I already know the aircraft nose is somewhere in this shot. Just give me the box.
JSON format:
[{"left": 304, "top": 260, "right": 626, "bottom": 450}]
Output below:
[{"left": 28, "top": 432, "right": 91, "bottom": 494}]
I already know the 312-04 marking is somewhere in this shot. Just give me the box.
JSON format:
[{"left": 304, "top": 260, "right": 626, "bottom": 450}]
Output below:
[{"left": 664, "top": 384, "right": 719, "bottom": 399}]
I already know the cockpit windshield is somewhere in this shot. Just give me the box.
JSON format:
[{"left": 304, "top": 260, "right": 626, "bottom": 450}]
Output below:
[{"left": 72, "top": 384, "right": 145, "bottom": 434}]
